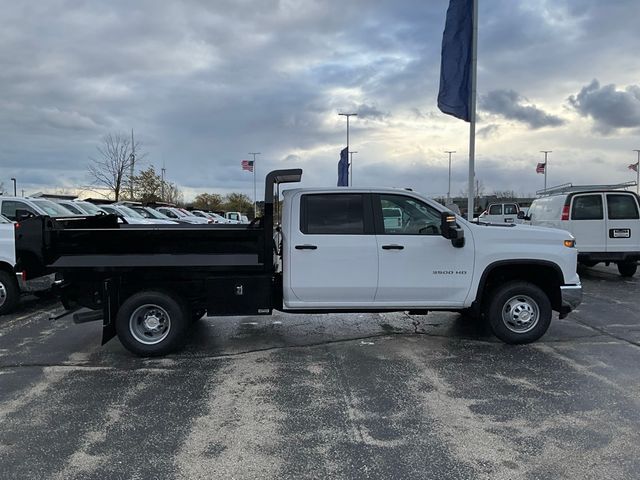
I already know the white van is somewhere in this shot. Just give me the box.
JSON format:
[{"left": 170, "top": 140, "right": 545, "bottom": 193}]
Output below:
[
  {"left": 527, "top": 188, "right": 640, "bottom": 277},
  {"left": 382, "top": 207, "right": 403, "bottom": 231},
  {"left": 478, "top": 202, "right": 522, "bottom": 224}
]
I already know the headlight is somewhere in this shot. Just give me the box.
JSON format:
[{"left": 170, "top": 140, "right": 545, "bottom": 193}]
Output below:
[{"left": 564, "top": 239, "right": 576, "bottom": 248}]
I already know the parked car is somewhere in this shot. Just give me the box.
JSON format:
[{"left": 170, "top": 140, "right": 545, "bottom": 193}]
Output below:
[
  {"left": 114, "top": 204, "right": 177, "bottom": 224},
  {"left": 130, "top": 206, "right": 188, "bottom": 224},
  {"left": 526, "top": 186, "right": 640, "bottom": 277},
  {"left": 99, "top": 205, "right": 154, "bottom": 224},
  {"left": 224, "top": 211, "right": 244, "bottom": 224},
  {"left": 0, "top": 196, "right": 77, "bottom": 221},
  {"left": 155, "top": 207, "right": 209, "bottom": 224},
  {"left": 190, "top": 210, "right": 222, "bottom": 223},
  {"left": 382, "top": 207, "right": 403, "bottom": 231},
  {"left": 478, "top": 202, "right": 522, "bottom": 224}
]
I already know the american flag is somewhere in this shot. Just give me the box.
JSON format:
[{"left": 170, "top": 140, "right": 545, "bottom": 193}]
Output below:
[
  {"left": 241, "top": 160, "right": 254, "bottom": 172},
  {"left": 536, "top": 162, "right": 546, "bottom": 174},
  {"left": 629, "top": 163, "right": 638, "bottom": 173}
]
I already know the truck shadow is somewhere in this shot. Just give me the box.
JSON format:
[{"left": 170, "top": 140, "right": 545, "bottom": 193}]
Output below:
[{"left": 180, "top": 311, "right": 497, "bottom": 357}]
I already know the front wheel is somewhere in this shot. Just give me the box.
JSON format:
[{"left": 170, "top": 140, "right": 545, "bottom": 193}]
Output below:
[
  {"left": 617, "top": 262, "right": 637, "bottom": 277},
  {"left": 485, "top": 281, "right": 552, "bottom": 344},
  {"left": 115, "top": 290, "right": 189, "bottom": 356}
]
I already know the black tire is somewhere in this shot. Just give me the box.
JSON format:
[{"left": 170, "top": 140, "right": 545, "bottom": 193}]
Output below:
[
  {"left": 115, "top": 290, "right": 189, "bottom": 356},
  {"left": 617, "top": 262, "right": 637, "bottom": 277},
  {"left": 0, "top": 270, "right": 20, "bottom": 315},
  {"left": 485, "top": 281, "right": 552, "bottom": 344}
]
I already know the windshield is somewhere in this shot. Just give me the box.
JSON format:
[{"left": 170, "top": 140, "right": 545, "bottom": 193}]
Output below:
[
  {"left": 76, "top": 201, "right": 105, "bottom": 215},
  {"left": 117, "top": 206, "right": 144, "bottom": 218},
  {"left": 167, "top": 208, "right": 187, "bottom": 217},
  {"left": 58, "top": 202, "right": 84, "bottom": 215},
  {"left": 31, "top": 199, "right": 75, "bottom": 216},
  {"left": 150, "top": 209, "right": 172, "bottom": 219}
]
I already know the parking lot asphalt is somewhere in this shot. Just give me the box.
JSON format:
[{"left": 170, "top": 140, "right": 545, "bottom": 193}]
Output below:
[{"left": 1, "top": 264, "right": 639, "bottom": 480}]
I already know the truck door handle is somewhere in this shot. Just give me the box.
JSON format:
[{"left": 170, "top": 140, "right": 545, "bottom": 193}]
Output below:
[
  {"left": 295, "top": 244, "right": 318, "bottom": 250},
  {"left": 382, "top": 244, "right": 404, "bottom": 250}
]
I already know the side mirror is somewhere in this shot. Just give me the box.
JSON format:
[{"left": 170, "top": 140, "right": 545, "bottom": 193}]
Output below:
[
  {"left": 440, "top": 211, "right": 465, "bottom": 248},
  {"left": 517, "top": 211, "right": 525, "bottom": 219},
  {"left": 15, "top": 209, "right": 35, "bottom": 221}
]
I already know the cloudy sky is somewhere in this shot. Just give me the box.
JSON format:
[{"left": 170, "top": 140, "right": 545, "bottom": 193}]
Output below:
[{"left": 2, "top": 0, "right": 640, "bottom": 201}]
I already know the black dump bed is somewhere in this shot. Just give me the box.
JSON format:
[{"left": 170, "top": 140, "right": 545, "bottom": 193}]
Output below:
[
  {"left": 16, "top": 215, "right": 266, "bottom": 274},
  {"left": 15, "top": 168, "right": 302, "bottom": 279}
]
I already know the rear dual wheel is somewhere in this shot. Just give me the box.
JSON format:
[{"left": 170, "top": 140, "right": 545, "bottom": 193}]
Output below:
[
  {"left": 485, "top": 281, "right": 552, "bottom": 344},
  {"left": 116, "top": 291, "right": 190, "bottom": 356}
]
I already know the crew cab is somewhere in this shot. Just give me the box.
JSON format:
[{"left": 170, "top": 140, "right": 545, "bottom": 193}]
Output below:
[
  {"left": 15, "top": 169, "right": 582, "bottom": 356},
  {"left": 526, "top": 184, "right": 640, "bottom": 277}
]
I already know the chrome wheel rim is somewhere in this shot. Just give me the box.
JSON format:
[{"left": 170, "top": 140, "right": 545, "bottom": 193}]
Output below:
[
  {"left": 129, "top": 304, "right": 171, "bottom": 345},
  {"left": 501, "top": 295, "right": 539, "bottom": 333},
  {"left": 0, "top": 282, "right": 6, "bottom": 307}
]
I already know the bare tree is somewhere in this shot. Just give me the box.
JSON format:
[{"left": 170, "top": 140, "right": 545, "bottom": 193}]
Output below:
[{"left": 87, "top": 133, "right": 145, "bottom": 201}]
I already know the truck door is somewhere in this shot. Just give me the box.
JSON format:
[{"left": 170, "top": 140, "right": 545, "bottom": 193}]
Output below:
[
  {"left": 605, "top": 193, "right": 640, "bottom": 253},
  {"left": 569, "top": 194, "right": 606, "bottom": 252},
  {"left": 373, "top": 194, "right": 473, "bottom": 307},
  {"left": 486, "top": 204, "right": 503, "bottom": 223},
  {"left": 286, "top": 193, "right": 378, "bottom": 305}
]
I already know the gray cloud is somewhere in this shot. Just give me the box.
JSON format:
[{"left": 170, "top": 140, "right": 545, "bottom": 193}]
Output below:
[
  {"left": 568, "top": 79, "right": 640, "bottom": 133},
  {"left": 477, "top": 124, "right": 500, "bottom": 139},
  {"left": 354, "top": 104, "right": 389, "bottom": 121},
  {"left": 0, "top": 1, "right": 638, "bottom": 197},
  {"left": 479, "top": 90, "right": 565, "bottom": 129}
]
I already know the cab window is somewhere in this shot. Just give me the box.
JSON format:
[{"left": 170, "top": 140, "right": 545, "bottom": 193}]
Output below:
[
  {"left": 301, "top": 194, "right": 365, "bottom": 234},
  {"left": 378, "top": 194, "right": 441, "bottom": 235},
  {"left": 1, "top": 201, "right": 37, "bottom": 220},
  {"left": 606, "top": 194, "right": 639, "bottom": 220},
  {"left": 571, "top": 195, "right": 603, "bottom": 220},
  {"left": 504, "top": 204, "right": 518, "bottom": 215},
  {"left": 489, "top": 204, "right": 502, "bottom": 215}
]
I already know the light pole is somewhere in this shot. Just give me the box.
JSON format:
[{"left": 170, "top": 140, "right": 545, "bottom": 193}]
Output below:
[
  {"left": 349, "top": 151, "right": 358, "bottom": 186},
  {"left": 10, "top": 178, "right": 16, "bottom": 196},
  {"left": 248, "top": 152, "right": 260, "bottom": 217},
  {"left": 445, "top": 151, "right": 456, "bottom": 204},
  {"left": 161, "top": 165, "right": 166, "bottom": 201},
  {"left": 634, "top": 150, "right": 640, "bottom": 194},
  {"left": 339, "top": 113, "right": 357, "bottom": 186},
  {"left": 540, "top": 150, "right": 552, "bottom": 190},
  {"left": 130, "top": 129, "right": 135, "bottom": 200}
]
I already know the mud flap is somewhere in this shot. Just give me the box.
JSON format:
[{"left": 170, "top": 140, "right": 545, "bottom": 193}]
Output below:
[{"left": 101, "top": 278, "right": 120, "bottom": 345}]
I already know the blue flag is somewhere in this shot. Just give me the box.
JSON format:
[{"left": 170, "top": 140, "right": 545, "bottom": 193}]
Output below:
[
  {"left": 337, "top": 147, "right": 349, "bottom": 186},
  {"left": 437, "top": 0, "right": 473, "bottom": 122}
]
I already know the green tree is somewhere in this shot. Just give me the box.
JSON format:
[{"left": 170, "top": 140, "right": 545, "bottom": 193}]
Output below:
[
  {"left": 223, "top": 193, "right": 253, "bottom": 216},
  {"left": 193, "top": 193, "right": 224, "bottom": 211},
  {"left": 134, "top": 166, "right": 163, "bottom": 202}
]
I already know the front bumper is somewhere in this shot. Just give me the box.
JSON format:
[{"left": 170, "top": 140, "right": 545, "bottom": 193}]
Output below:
[{"left": 559, "top": 283, "right": 582, "bottom": 318}]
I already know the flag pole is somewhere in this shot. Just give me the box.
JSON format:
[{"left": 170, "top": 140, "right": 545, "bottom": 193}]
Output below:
[
  {"left": 634, "top": 150, "right": 640, "bottom": 195},
  {"left": 467, "top": 0, "right": 478, "bottom": 220},
  {"left": 249, "top": 152, "right": 260, "bottom": 218},
  {"left": 540, "top": 151, "right": 551, "bottom": 191}
]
